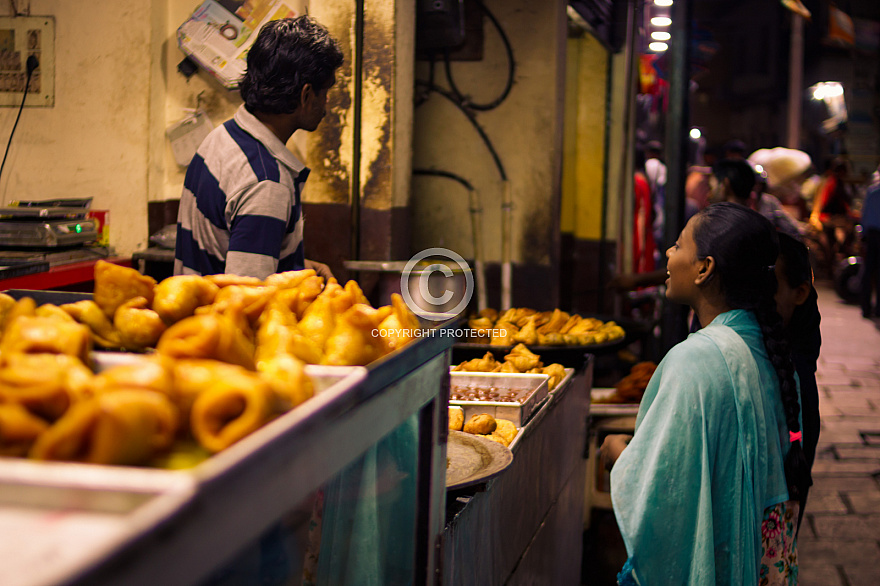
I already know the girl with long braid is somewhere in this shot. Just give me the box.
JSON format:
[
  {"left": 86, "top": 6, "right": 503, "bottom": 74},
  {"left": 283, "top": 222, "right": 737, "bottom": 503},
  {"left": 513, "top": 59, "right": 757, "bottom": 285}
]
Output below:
[{"left": 601, "top": 202, "right": 811, "bottom": 585}]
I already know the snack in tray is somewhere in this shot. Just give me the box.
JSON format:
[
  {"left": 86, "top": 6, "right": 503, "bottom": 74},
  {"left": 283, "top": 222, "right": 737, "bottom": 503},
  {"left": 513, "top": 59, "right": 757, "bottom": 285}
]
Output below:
[
  {"left": 0, "top": 353, "right": 94, "bottom": 421},
  {"left": 0, "top": 403, "right": 50, "bottom": 457},
  {"left": 450, "top": 411, "right": 516, "bottom": 447},
  {"left": 0, "top": 316, "right": 93, "bottom": 366},
  {"left": 114, "top": 297, "right": 168, "bottom": 350},
  {"left": 92, "top": 260, "right": 157, "bottom": 318},
  {"left": 323, "top": 304, "right": 393, "bottom": 366},
  {"left": 30, "top": 390, "right": 179, "bottom": 465},
  {"left": 448, "top": 406, "right": 464, "bottom": 431},
  {"left": 61, "top": 300, "right": 123, "bottom": 348},
  {"left": 157, "top": 313, "right": 257, "bottom": 370},
  {"left": 463, "top": 413, "right": 497, "bottom": 435},
  {"left": 593, "top": 361, "right": 658, "bottom": 404},
  {"left": 451, "top": 344, "right": 567, "bottom": 391},
  {"left": 467, "top": 306, "right": 625, "bottom": 346},
  {"left": 152, "top": 275, "right": 220, "bottom": 324}
]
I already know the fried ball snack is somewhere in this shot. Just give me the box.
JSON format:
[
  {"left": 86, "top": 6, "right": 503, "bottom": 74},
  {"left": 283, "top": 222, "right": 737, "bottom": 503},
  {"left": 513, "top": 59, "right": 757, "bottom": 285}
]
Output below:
[
  {"left": 377, "top": 293, "right": 421, "bottom": 352},
  {"left": 323, "top": 304, "right": 394, "bottom": 366},
  {"left": 448, "top": 407, "right": 464, "bottom": 431},
  {"left": 156, "top": 313, "right": 256, "bottom": 370},
  {"left": 204, "top": 274, "right": 264, "bottom": 288},
  {"left": 263, "top": 269, "right": 317, "bottom": 289},
  {"left": 463, "top": 413, "right": 497, "bottom": 435},
  {"left": 0, "top": 316, "right": 92, "bottom": 365},
  {"left": 152, "top": 275, "right": 220, "bottom": 324},
  {"left": 256, "top": 354, "right": 314, "bottom": 410},
  {"left": 93, "top": 260, "right": 157, "bottom": 319},
  {"left": 0, "top": 403, "right": 50, "bottom": 457},
  {"left": 493, "top": 419, "right": 517, "bottom": 445},
  {"left": 30, "top": 390, "right": 178, "bottom": 465},
  {"left": 61, "top": 300, "right": 122, "bottom": 348},
  {"left": 0, "top": 353, "right": 93, "bottom": 421},
  {"left": 188, "top": 364, "right": 275, "bottom": 453},
  {"left": 90, "top": 356, "right": 175, "bottom": 398},
  {"left": 114, "top": 297, "right": 168, "bottom": 351}
]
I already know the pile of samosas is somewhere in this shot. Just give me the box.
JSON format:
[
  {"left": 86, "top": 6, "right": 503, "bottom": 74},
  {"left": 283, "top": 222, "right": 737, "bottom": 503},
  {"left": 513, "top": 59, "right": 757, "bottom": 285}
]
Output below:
[
  {"left": 452, "top": 343, "right": 567, "bottom": 391},
  {"left": 468, "top": 307, "right": 624, "bottom": 346},
  {"left": 0, "top": 261, "right": 423, "bottom": 466},
  {"left": 593, "top": 361, "right": 657, "bottom": 404}
]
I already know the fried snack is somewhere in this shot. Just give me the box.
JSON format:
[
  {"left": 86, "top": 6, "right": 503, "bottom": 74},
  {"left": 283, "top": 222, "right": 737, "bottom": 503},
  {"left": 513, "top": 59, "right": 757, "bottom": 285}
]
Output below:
[
  {"left": 343, "top": 280, "right": 371, "bottom": 306},
  {"left": 34, "top": 303, "right": 77, "bottom": 323},
  {"left": 377, "top": 293, "right": 421, "bottom": 352},
  {"left": 542, "top": 363, "right": 567, "bottom": 391},
  {"left": 452, "top": 352, "right": 499, "bottom": 372},
  {"left": 189, "top": 365, "right": 275, "bottom": 453},
  {"left": 0, "top": 316, "right": 92, "bottom": 365},
  {"left": 463, "top": 413, "right": 497, "bottom": 435},
  {"left": 256, "top": 354, "right": 314, "bottom": 410},
  {"left": 152, "top": 275, "right": 220, "bottom": 324},
  {"left": 204, "top": 274, "right": 264, "bottom": 288},
  {"left": 537, "top": 309, "right": 569, "bottom": 335},
  {"left": 498, "top": 361, "right": 520, "bottom": 373},
  {"left": 512, "top": 308, "right": 538, "bottom": 328},
  {"left": 613, "top": 361, "right": 656, "bottom": 402},
  {"left": 512, "top": 315, "right": 538, "bottom": 345},
  {"left": 93, "top": 260, "right": 157, "bottom": 319},
  {"left": 559, "top": 314, "right": 582, "bottom": 335},
  {"left": 0, "top": 292, "right": 16, "bottom": 329},
  {"left": 255, "top": 306, "right": 324, "bottom": 365},
  {"left": 1, "top": 296, "right": 36, "bottom": 332},
  {"left": 263, "top": 269, "right": 317, "bottom": 289},
  {"left": 90, "top": 356, "right": 175, "bottom": 398},
  {"left": 467, "top": 315, "right": 494, "bottom": 340},
  {"left": 490, "top": 321, "right": 518, "bottom": 346},
  {"left": 156, "top": 313, "right": 256, "bottom": 370},
  {"left": 61, "top": 300, "right": 123, "bottom": 348},
  {"left": 323, "top": 304, "right": 394, "bottom": 366},
  {"left": 448, "top": 407, "right": 464, "bottom": 431},
  {"left": 0, "top": 403, "right": 50, "bottom": 457},
  {"left": 114, "top": 297, "right": 168, "bottom": 350},
  {"left": 481, "top": 433, "right": 508, "bottom": 446},
  {"left": 0, "top": 353, "right": 93, "bottom": 421},
  {"left": 536, "top": 332, "right": 565, "bottom": 346},
  {"left": 297, "top": 280, "right": 353, "bottom": 349},
  {"left": 30, "top": 390, "right": 178, "bottom": 465},
  {"left": 493, "top": 418, "right": 517, "bottom": 445},
  {"left": 478, "top": 308, "right": 498, "bottom": 322},
  {"left": 504, "top": 343, "right": 542, "bottom": 372},
  {"left": 211, "top": 285, "right": 278, "bottom": 329}
]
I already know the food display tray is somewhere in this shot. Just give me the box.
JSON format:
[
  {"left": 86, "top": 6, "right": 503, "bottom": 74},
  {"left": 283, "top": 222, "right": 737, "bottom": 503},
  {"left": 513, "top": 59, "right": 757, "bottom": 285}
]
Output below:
[
  {"left": 590, "top": 387, "right": 642, "bottom": 416},
  {"left": 449, "top": 372, "right": 549, "bottom": 427}
]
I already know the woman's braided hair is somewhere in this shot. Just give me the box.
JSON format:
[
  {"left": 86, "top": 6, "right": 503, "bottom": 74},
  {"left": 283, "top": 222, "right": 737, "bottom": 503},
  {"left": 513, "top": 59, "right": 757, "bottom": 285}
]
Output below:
[{"left": 692, "top": 202, "right": 811, "bottom": 501}]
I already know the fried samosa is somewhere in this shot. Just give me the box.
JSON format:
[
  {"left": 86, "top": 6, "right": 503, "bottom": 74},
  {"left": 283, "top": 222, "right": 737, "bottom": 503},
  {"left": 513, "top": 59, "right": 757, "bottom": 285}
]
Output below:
[
  {"left": 377, "top": 293, "right": 421, "bottom": 352},
  {"left": 93, "top": 260, "right": 157, "bottom": 319},
  {"left": 0, "top": 403, "right": 50, "bottom": 457},
  {"left": 61, "top": 300, "right": 123, "bottom": 348},
  {"left": 152, "top": 274, "right": 219, "bottom": 324},
  {"left": 204, "top": 274, "right": 264, "bottom": 288},
  {"left": 322, "top": 304, "right": 393, "bottom": 366},
  {"left": 0, "top": 316, "right": 92, "bottom": 365},
  {"left": 30, "top": 390, "right": 178, "bottom": 465},
  {"left": 0, "top": 353, "right": 93, "bottom": 421},
  {"left": 114, "top": 296, "right": 168, "bottom": 350},
  {"left": 90, "top": 356, "right": 175, "bottom": 398},
  {"left": 263, "top": 269, "right": 317, "bottom": 289},
  {"left": 256, "top": 354, "right": 314, "bottom": 410},
  {"left": 156, "top": 313, "right": 255, "bottom": 370}
]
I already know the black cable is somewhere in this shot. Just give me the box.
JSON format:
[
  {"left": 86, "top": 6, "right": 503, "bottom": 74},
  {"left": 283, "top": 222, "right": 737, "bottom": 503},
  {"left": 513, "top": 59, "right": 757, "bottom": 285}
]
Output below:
[
  {"left": 412, "top": 168, "right": 474, "bottom": 191},
  {"left": 0, "top": 55, "right": 38, "bottom": 185},
  {"left": 443, "top": 0, "right": 515, "bottom": 111}
]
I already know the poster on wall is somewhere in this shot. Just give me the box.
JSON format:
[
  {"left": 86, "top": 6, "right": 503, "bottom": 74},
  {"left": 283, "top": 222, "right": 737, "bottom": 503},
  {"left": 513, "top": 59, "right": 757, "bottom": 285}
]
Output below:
[{"left": 177, "top": 0, "right": 299, "bottom": 89}]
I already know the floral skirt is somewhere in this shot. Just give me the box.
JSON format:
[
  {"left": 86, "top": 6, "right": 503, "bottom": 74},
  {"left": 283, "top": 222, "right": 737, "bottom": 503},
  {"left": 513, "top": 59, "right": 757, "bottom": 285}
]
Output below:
[{"left": 759, "top": 500, "right": 799, "bottom": 585}]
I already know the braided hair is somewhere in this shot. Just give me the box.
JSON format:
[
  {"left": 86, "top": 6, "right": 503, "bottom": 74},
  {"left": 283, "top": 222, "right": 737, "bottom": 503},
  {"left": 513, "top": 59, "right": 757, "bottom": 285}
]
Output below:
[{"left": 692, "top": 202, "right": 811, "bottom": 501}]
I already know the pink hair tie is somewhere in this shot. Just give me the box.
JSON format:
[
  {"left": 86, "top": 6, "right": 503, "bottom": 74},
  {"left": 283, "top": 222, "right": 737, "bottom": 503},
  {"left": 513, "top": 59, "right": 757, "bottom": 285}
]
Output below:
[{"left": 789, "top": 431, "right": 802, "bottom": 443}]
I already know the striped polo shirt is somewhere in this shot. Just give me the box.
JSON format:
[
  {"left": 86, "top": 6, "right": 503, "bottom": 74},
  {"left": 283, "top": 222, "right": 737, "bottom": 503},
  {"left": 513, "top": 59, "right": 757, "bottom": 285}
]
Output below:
[{"left": 174, "top": 105, "right": 308, "bottom": 279}]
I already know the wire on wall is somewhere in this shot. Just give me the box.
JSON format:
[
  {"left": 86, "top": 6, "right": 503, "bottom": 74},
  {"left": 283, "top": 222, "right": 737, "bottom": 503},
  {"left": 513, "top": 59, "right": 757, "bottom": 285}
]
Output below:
[{"left": 0, "top": 55, "right": 38, "bottom": 186}]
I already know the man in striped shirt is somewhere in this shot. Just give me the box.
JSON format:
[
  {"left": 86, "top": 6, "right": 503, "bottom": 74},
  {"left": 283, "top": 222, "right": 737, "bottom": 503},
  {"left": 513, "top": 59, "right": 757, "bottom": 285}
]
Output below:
[{"left": 175, "top": 16, "right": 342, "bottom": 280}]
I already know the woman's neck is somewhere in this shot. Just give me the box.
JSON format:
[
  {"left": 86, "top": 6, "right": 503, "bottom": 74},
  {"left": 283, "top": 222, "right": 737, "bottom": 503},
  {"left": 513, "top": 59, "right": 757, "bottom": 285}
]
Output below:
[{"left": 692, "top": 293, "right": 731, "bottom": 328}]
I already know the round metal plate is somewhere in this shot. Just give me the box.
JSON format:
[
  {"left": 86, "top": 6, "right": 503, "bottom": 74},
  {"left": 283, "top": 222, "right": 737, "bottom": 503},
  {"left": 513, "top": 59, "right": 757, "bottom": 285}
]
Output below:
[{"left": 445, "top": 430, "right": 513, "bottom": 490}]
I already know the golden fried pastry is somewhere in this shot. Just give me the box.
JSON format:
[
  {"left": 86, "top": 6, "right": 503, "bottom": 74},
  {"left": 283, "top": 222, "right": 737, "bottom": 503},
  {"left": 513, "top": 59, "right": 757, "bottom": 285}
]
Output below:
[
  {"left": 0, "top": 292, "right": 16, "bottom": 329},
  {"left": 0, "top": 403, "right": 50, "bottom": 457},
  {"left": 30, "top": 390, "right": 178, "bottom": 465},
  {"left": 481, "top": 433, "right": 508, "bottom": 446},
  {"left": 448, "top": 407, "right": 464, "bottom": 431},
  {"left": 467, "top": 315, "right": 494, "bottom": 340},
  {"left": 344, "top": 280, "right": 371, "bottom": 306},
  {"left": 34, "top": 303, "right": 77, "bottom": 323},
  {"left": 537, "top": 332, "right": 565, "bottom": 346},
  {"left": 152, "top": 275, "right": 220, "bottom": 324},
  {"left": 542, "top": 363, "right": 567, "bottom": 390},
  {"left": 493, "top": 418, "right": 517, "bottom": 445},
  {"left": 537, "top": 309, "right": 569, "bottom": 335},
  {"left": 61, "top": 300, "right": 122, "bottom": 348},
  {"left": 559, "top": 314, "right": 582, "bottom": 335},
  {"left": 297, "top": 280, "right": 353, "bottom": 349},
  {"left": 189, "top": 365, "right": 275, "bottom": 453},
  {"left": 463, "top": 413, "right": 497, "bottom": 435},
  {"left": 512, "top": 308, "right": 538, "bottom": 328},
  {"left": 157, "top": 313, "right": 256, "bottom": 370},
  {"left": 1, "top": 296, "right": 36, "bottom": 332},
  {"left": 323, "top": 304, "right": 394, "bottom": 366},
  {"left": 512, "top": 315, "right": 538, "bottom": 345},
  {"left": 498, "top": 361, "right": 520, "bottom": 373},
  {"left": 490, "top": 321, "right": 518, "bottom": 346},
  {"left": 0, "top": 353, "right": 93, "bottom": 421},
  {"left": 93, "top": 260, "right": 157, "bottom": 319},
  {"left": 256, "top": 354, "right": 314, "bottom": 410},
  {"left": 504, "top": 343, "right": 542, "bottom": 372},
  {"left": 0, "top": 316, "right": 92, "bottom": 365},
  {"left": 114, "top": 297, "right": 168, "bottom": 350},
  {"left": 377, "top": 293, "right": 421, "bottom": 352},
  {"left": 453, "top": 352, "right": 499, "bottom": 372},
  {"left": 263, "top": 269, "right": 317, "bottom": 289},
  {"left": 478, "top": 307, "right": 499, "bottom": 322},
  {"left": 90, "top": 356, "right": 175, "bottom": 398},
  {"left": 211, "top": 285, "right": 277, "bottom": 328},
  {"left": 204, "top": 274, "right": 264, "bottom": 288}
]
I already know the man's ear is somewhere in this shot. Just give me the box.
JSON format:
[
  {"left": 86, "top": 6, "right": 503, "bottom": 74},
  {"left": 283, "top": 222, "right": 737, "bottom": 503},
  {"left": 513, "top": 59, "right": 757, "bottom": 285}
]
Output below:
[
  {"left": 299, "top": 83, "right": 314, "bottom": 108},
  {"left": 695, "top": 256, "right": 716, "bottom": 285}
]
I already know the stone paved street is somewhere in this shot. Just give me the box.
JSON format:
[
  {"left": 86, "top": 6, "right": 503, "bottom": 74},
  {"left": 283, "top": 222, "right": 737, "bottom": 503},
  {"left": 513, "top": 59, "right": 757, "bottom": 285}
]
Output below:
[{"left": 798, "top": 282, "right": 880, "bottom": 586}]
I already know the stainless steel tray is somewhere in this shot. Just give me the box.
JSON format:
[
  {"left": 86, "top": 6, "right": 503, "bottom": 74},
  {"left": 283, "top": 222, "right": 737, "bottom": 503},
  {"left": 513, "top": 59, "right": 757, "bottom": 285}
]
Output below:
[{"left": 449, "top": 372, "right": 549, "bottom": 427}]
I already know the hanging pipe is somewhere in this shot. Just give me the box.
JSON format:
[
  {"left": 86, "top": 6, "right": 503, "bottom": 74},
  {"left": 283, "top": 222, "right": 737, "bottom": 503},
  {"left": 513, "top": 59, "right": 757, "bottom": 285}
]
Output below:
[{"left": 501, "top": 180, "right": 512, "bottom": 310}]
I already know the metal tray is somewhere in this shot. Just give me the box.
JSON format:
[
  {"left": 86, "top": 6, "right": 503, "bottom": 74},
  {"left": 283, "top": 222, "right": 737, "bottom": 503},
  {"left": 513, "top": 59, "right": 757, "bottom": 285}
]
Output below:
[{"left": 449, "top": 372, "right": 549, "bottom": 427}]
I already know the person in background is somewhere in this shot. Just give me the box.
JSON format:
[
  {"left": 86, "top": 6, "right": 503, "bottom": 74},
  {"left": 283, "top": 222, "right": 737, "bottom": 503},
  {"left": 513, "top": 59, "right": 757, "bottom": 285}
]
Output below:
[
  {"left": 601, "top": 202, "right": 809, "bottom": 585},
  {"left": 632, "top": 148, "right": 656, "bottom": 274},
  {"left": 175, "top": 16, "right": 341, "bottom": 280},
  {"left": 860, "top": 164, "right": 880, "bottom": 319},
  {"left": 645, "top": 140, "right": 667, "bottom": 258},
  {"left": 809, "top": 157, "right": 855, "bottom": 274}
]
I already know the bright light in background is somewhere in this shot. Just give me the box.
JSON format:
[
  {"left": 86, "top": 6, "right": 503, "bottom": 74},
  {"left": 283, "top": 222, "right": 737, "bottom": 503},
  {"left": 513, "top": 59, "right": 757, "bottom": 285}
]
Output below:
[
  {"left": 648, "top": 42, "right": 668, "bottom": 52},
  {"left": 689, "top": 128, "right": 701, "bottom": 140},
  {"left": 811, "top": 81, "right": 844, "bottom": 100},
  {"left": 651, "top": 31, "right": 671, "bottom": 41},
  {"left": 754, "top": 164, "right": 764, "bottom": 174},
  {"left": 654, "top": 0, "right": 673, "bottom": 6},
  {"left": 651, "top": 16, "right": 672, "bottom": 26}
]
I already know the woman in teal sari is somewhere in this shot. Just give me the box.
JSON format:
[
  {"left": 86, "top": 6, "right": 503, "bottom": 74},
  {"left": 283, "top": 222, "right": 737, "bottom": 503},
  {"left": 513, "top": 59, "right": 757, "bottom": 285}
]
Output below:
[{"left": 601, "top": 202, "right": 811, "bottom": 585}]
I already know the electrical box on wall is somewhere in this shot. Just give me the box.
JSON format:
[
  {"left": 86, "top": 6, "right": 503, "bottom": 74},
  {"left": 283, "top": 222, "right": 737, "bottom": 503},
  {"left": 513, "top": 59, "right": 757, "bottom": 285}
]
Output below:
[{"left": 0, "top": 16, "right": 54, "bottom": 107}]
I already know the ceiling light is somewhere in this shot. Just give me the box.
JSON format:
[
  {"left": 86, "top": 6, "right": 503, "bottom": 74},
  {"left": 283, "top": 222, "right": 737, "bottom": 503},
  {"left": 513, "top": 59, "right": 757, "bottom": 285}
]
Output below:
[
  {"left": 651, "top": 17, "right": 672, "bottom": 27},
  {"left": 651, "top": 31, "right": 671, "bottom": 41},
  {"left": 689, "top": 128, "right": 701, "bottom": 140},
  {"left": 655, "top": 0, "right": 673, "bottom": 6},
  {"left": 648, "top": 42, "right": 668, "bottom": 52}
]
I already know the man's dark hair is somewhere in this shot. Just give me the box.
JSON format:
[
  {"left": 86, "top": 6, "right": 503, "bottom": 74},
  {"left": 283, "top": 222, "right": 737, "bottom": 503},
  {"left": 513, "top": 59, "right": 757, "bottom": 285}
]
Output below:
[
  {"left": 712, "top": 158, "right": 756, "bottom": 203},
  {"left": 239, "top": 16, "right": 343, "bottom": 114}
]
